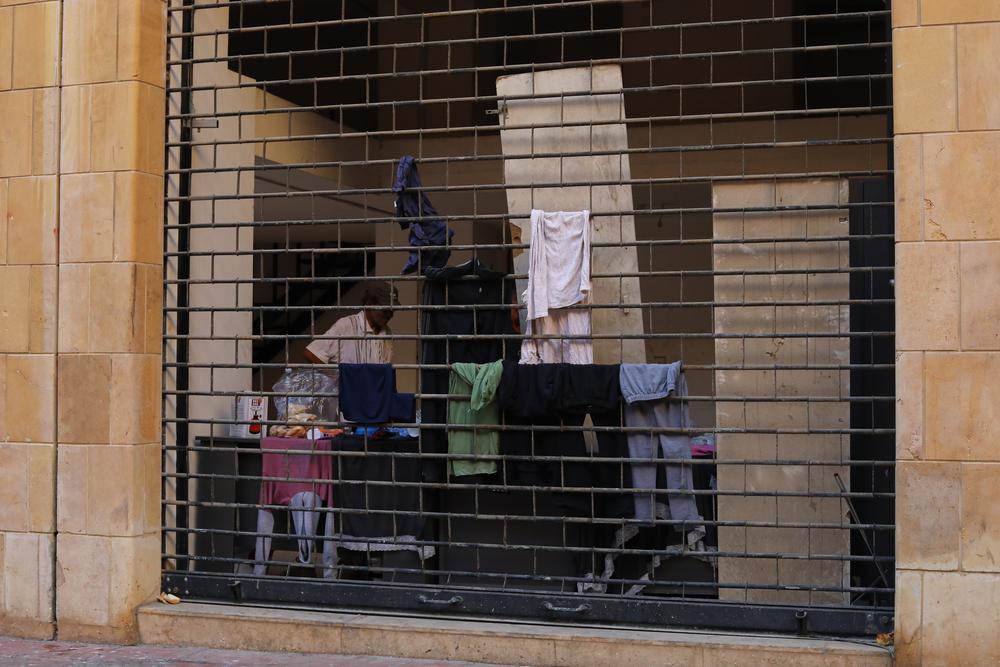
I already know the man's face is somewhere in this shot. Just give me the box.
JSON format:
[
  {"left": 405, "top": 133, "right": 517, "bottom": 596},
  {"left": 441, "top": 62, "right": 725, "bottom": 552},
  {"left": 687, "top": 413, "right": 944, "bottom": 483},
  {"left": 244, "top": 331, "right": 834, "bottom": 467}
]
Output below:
[{"left": 366, "top": 307, "right": 393, "bottom": 331}]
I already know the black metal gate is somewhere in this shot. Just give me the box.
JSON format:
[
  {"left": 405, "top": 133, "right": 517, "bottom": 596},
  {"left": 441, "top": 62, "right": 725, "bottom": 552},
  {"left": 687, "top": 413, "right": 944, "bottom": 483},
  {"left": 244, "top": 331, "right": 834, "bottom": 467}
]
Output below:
[{"left": 163, "top": 0, "right": 895, "bottom": 636}]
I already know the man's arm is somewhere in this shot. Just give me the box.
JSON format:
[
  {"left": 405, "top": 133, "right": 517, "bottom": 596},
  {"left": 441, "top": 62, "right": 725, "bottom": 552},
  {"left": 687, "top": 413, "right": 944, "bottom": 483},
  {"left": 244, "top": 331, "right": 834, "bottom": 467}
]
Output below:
[{"left": 303, "top": 347, "right": 324, "bottom": 364}]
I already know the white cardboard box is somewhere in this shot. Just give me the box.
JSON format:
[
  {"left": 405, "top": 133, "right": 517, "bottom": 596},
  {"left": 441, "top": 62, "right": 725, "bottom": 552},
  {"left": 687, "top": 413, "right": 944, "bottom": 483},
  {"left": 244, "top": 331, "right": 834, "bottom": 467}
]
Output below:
[{"left": 230, "top": 395, "right": 268, "bottom": 438}]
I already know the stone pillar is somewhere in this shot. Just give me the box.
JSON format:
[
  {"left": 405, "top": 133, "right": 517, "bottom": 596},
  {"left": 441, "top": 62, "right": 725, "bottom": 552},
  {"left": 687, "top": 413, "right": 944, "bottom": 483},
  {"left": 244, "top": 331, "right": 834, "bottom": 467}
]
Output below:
[
  {"left": 53, "top": 0, "right": 166, "bottom": 643},
  {"left": 0, "top": 0, "right": 60, "bottom": 640},
  {"left": 893, "top": 2, "right": 1000, "bottom": 665}
]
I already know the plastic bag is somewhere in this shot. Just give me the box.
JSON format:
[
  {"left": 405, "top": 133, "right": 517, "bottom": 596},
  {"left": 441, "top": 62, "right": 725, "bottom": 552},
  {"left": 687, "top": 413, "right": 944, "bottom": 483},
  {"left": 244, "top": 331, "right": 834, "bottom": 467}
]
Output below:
[{"left": 272, "top": 368, "right": 337, "bottom": 422}]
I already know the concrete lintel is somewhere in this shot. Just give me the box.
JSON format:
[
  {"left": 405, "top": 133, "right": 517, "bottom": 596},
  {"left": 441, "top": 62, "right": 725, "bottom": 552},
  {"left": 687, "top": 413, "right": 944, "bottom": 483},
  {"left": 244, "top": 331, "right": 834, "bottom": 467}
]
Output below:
[{"left": 137, "top": 602, "right": 891, "bottom": 666}]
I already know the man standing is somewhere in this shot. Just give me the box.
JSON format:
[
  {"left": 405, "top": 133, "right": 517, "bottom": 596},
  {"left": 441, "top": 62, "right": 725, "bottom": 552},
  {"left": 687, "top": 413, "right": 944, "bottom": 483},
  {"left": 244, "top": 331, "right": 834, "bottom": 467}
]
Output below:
[{"left": 304, "top": 281, "right": 399, "bottom": 417}]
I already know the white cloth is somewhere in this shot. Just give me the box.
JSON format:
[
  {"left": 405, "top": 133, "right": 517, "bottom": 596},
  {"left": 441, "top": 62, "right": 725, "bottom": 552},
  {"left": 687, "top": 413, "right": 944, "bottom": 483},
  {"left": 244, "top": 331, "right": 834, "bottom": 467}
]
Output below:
[
  {"left": 519, "top": 308, "right": 593, "bottom": 364},
  {"left": 524, "top": 209, "right": 591, "bottom": 321},
  {"left": 254, "top": 491, "right": 338, "bottom": 577}
]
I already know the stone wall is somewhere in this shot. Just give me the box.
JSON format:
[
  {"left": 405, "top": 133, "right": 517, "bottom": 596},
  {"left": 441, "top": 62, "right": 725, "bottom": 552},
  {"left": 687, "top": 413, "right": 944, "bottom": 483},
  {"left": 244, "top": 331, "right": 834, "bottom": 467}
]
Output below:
[
  {"left": 0, "top": 0, "right": 165, "bottom": 643},
  {"left": 893, "top": 2, "right": 1000, "bottom": 665},
  {"left": 713, "top": 179, "right": 851, "bottom": 605}
]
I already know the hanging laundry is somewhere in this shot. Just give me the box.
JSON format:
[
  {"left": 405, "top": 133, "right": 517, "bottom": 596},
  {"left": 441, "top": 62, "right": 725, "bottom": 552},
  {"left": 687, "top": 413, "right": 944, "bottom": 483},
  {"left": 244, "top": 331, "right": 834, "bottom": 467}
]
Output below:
[
  {"left": 519, "top": 307, "right": 593, "bottom": 364},
  {"left": 447, "top": 360, "right": 504, "bottom": 477},
  {"left": 420, "top": 260, "right": 520, "bottom": 466},
  {"left": 523, "top": 209, "right": 592, "bottom": 320},
  {"left": 338, "top": 363, "right": 415, "bottom": 424},
  {"left": 393, "top": 155, "right": 454, "bottom": 274},
  {"left": 520, "top": 209, "right": 593, "bottom": 364},
  {"left": 254, "top": 437, "right": 337, "bottom": 577},
  {"left": 619, "top": 362, "right": 706, "bottom": 541}
]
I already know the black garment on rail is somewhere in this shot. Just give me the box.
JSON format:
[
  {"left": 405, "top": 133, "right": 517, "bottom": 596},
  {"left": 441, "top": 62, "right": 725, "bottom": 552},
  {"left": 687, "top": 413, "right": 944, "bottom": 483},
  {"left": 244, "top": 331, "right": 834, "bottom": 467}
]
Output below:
[
  {"left": 496, "top": 361, "right": 632, "bottom": 519},
  {"left": 420, "top": 260, "right": 519, "bottom": 473},
  {"left": 333, "top": 435, "right": 432, "bottom": 557}
]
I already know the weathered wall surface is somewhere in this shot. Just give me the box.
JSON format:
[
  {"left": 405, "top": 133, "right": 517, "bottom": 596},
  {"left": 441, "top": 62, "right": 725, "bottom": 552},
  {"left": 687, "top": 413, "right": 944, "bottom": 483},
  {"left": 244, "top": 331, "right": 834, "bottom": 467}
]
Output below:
[
  {"left": 713, "top": 178, "right": 851, "bottom": 605},
  {"left": 893, "top": 2, "right": 1000, "bottom": 665},
  {"left": 0, "top": 0, "right": 166, "bottom": 643},
  {"left": 0, "top": 0, "right": 60, "bottom": 641}
]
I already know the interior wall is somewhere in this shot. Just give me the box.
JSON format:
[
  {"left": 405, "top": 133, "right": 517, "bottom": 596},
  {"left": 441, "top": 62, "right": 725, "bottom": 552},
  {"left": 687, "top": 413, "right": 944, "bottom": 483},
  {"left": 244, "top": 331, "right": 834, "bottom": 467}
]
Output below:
[{"left": 713, "top": 178, "right": 851, "bottom": 605}]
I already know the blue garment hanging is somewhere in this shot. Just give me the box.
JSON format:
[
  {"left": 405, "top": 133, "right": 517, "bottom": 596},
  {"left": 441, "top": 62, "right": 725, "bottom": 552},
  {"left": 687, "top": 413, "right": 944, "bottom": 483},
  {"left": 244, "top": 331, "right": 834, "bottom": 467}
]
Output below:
[{"left": 393, "top": 155, "right": 453, "bottom": 274}]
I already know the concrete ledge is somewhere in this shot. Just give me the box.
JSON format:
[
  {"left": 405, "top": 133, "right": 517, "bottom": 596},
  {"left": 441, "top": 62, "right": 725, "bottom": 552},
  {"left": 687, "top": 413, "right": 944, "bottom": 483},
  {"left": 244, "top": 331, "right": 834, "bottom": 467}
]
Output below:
[
  {"left": 137, "top": 602, "right": 892, "bottom": 667},
  {"left": 0, "top": 617, "right": 55, "bottom": 641}
]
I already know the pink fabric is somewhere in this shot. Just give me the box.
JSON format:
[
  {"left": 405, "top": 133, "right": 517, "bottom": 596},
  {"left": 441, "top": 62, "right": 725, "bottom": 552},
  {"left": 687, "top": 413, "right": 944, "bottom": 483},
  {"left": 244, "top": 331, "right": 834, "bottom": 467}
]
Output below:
[{"left": 259, "top": 437, "right": 334, "bottom": 506}]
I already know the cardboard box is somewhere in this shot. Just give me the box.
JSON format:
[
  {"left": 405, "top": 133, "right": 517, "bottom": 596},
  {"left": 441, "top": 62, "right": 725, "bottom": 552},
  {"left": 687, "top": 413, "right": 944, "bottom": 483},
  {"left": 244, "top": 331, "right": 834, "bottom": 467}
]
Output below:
[{"left": 231, "top": 395, "right": 268, "bottom": 438}]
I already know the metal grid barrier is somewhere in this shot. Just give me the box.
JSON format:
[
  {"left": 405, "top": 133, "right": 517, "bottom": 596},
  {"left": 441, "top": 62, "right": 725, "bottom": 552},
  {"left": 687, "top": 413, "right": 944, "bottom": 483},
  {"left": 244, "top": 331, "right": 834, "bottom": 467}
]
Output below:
[{"left": 162, "top": 0, "right": 895, "bottom": 636}]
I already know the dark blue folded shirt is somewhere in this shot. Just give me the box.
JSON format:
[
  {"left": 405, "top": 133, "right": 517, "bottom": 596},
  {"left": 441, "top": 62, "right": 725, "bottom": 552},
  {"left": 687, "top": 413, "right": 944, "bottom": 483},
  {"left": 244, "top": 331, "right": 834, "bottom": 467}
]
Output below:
[{"left": 339, "top": 363, "right": 415, "bottom": 424}]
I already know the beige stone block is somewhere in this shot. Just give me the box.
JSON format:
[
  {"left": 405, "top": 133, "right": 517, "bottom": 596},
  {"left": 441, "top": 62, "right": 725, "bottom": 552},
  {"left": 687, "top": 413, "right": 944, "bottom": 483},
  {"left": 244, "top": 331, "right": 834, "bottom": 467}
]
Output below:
[
  {"left": 27, "top": 443, "right": 53, "bottom": 532},
  {"left": 925, "top": 352, "right": 1000, "bottom": 461},
  {"left": 776, "top": 370, "right": 840, "bottom": 398},
  {"left": 744, "top": 274, "right": 807, "bottom": 303},
  {"left": 144, "top": 263, "right": 162, "bottom": 355},
  {"left": 56, "top": 532, "right": 110, "bottom": 626},
  {"left": 62, "top": 0, "right": 118, "bottom": 85},
  {"left": 59, "top": 172, "right": 114, "bottom": 263},
  {"left": 0, "top": 89, "right": 32, "bottom": 176},
  {"left": 713, "top": 181, "right": 775, "bottom": 210},
  {"left": 115, "top": 172, "right": 163, "bottom": 263},
  {"left": 895, "top": 242, "right": 959, "bottom": 351},
  {"left": 90, "top": 263, "right": 145, "bottom": 353},
  {"left": 895, "top": 570, "right": 922, "bottom": 666},
  {"left": 55, "top": 445, "right": 86, "bottom": 533},
  {"left": 3, "top": 532, "right": 52, "bottom": 622},
  {"left": 958, "top": 24, "right": 1000, "bottom": 131},
  {"left": 59, "top": 85, "right": 93, "bottom": 173},
  {"left": 745, "top": 337, "right": 807, "bottom": 365},
  {"left": 894, "top": 135, "right": 923, "bottom": 242},
  {"left": 61, "top": 443, "right": 158, "bottom": 536},
  {"left": 61, "top": 81, "right": 164, "bottom": 175},
  {"left": 117, "top": 0, "right": 166, "bottom": 87},
  {"left": 342, "top": 625, "right": 555, "bottom": 666},
  {"left": 923, "top": 132, "right": 1000, "bottom": 241},
  {"left": 11, "top": 1, "right": 59, "bottom": 89},
  {"left": 893, "top": 26, "right": 956, "bottom": 134},
  {"left": 716, "top": 370, "right": 774, "bottom": 398},
  {"left": 110, "top": 354, "right": 159, "bottom": 445},
  {"left": 6, "top": 175, "right": 57, "bottom": 264},
  {"left": 960, "top": 242, "right": 1000, "bottom": 350},
  {"left": 961, "top": 464, "right": 1000, "bottom": 572},
  {"left": 0, "top": 355, "right": 5, "bottom": 438},
  {"left": 922, "top": 0, "right": 1000, "bottom": 24},
  {"left": 893, "top": 0, "right": 919, "bottom": 27},
  {"left": 922, "top": 571, "right": 1000, "bottom": 667},
  {"left": 554, "top": 639, "right": 702, "bottom": 667},
  {"left": 57, "top": 354, "right": 111, "bottom": 444},
  {"left": 0, "top": 178, "right": 6, "bottom": 264},
  {"left": 713, "top": 243, "right": 775, "bottom": 272},
  {"left": 0, "top": 7, "right": 11, "bottom": 91},
  {"left": 3, "top": 354, "right": 54, "bottom": 443},
  {"left": 896, "top": 461, "right": 960, "bottom": 570},
  {"left": 715, "top": 306, "right": 775, "bottom": 335},
  {"left": 57, "top": 263, "right": 91, "bottom": 352},
  {"left": 28, "top": 265, "right": 56, "bottom": 353},
  {"left": 896, "top": 352, "right": 924, "bottom": 460},
  {"left": 0, "top": 265, "right": 30, "bottom": 352},
  {"left": 0, "top": 444, "right": 27, "bottom": 530},
  {"left": 31, "top": 87, "right": 59, "bottom": 176}
]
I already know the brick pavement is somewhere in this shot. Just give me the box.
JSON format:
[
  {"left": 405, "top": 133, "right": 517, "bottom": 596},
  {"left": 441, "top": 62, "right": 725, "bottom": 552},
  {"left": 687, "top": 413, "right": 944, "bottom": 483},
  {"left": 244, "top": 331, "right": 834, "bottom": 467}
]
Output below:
[{"left": 0, "top": 636, "right": 520, "bottom": 667}]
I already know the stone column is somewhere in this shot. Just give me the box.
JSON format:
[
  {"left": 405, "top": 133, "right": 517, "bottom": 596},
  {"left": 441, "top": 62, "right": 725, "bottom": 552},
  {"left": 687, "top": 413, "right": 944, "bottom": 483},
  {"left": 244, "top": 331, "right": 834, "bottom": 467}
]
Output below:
[
  {"left": 893, "top": 2, "right": 1000, "bottom": 665},
  {"left": 0, "top": 0, "right": 60, "bottom": 641},
  {"left": 53, "top": 0, "right": 166, "bottom": 643}
]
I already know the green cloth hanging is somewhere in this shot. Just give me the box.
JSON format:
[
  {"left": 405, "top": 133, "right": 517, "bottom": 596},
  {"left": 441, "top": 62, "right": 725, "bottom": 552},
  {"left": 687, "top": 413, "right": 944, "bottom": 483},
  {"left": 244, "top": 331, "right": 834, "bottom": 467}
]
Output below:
[{"left": 447, "top": 360, "right": 504, "bottom": 477}]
